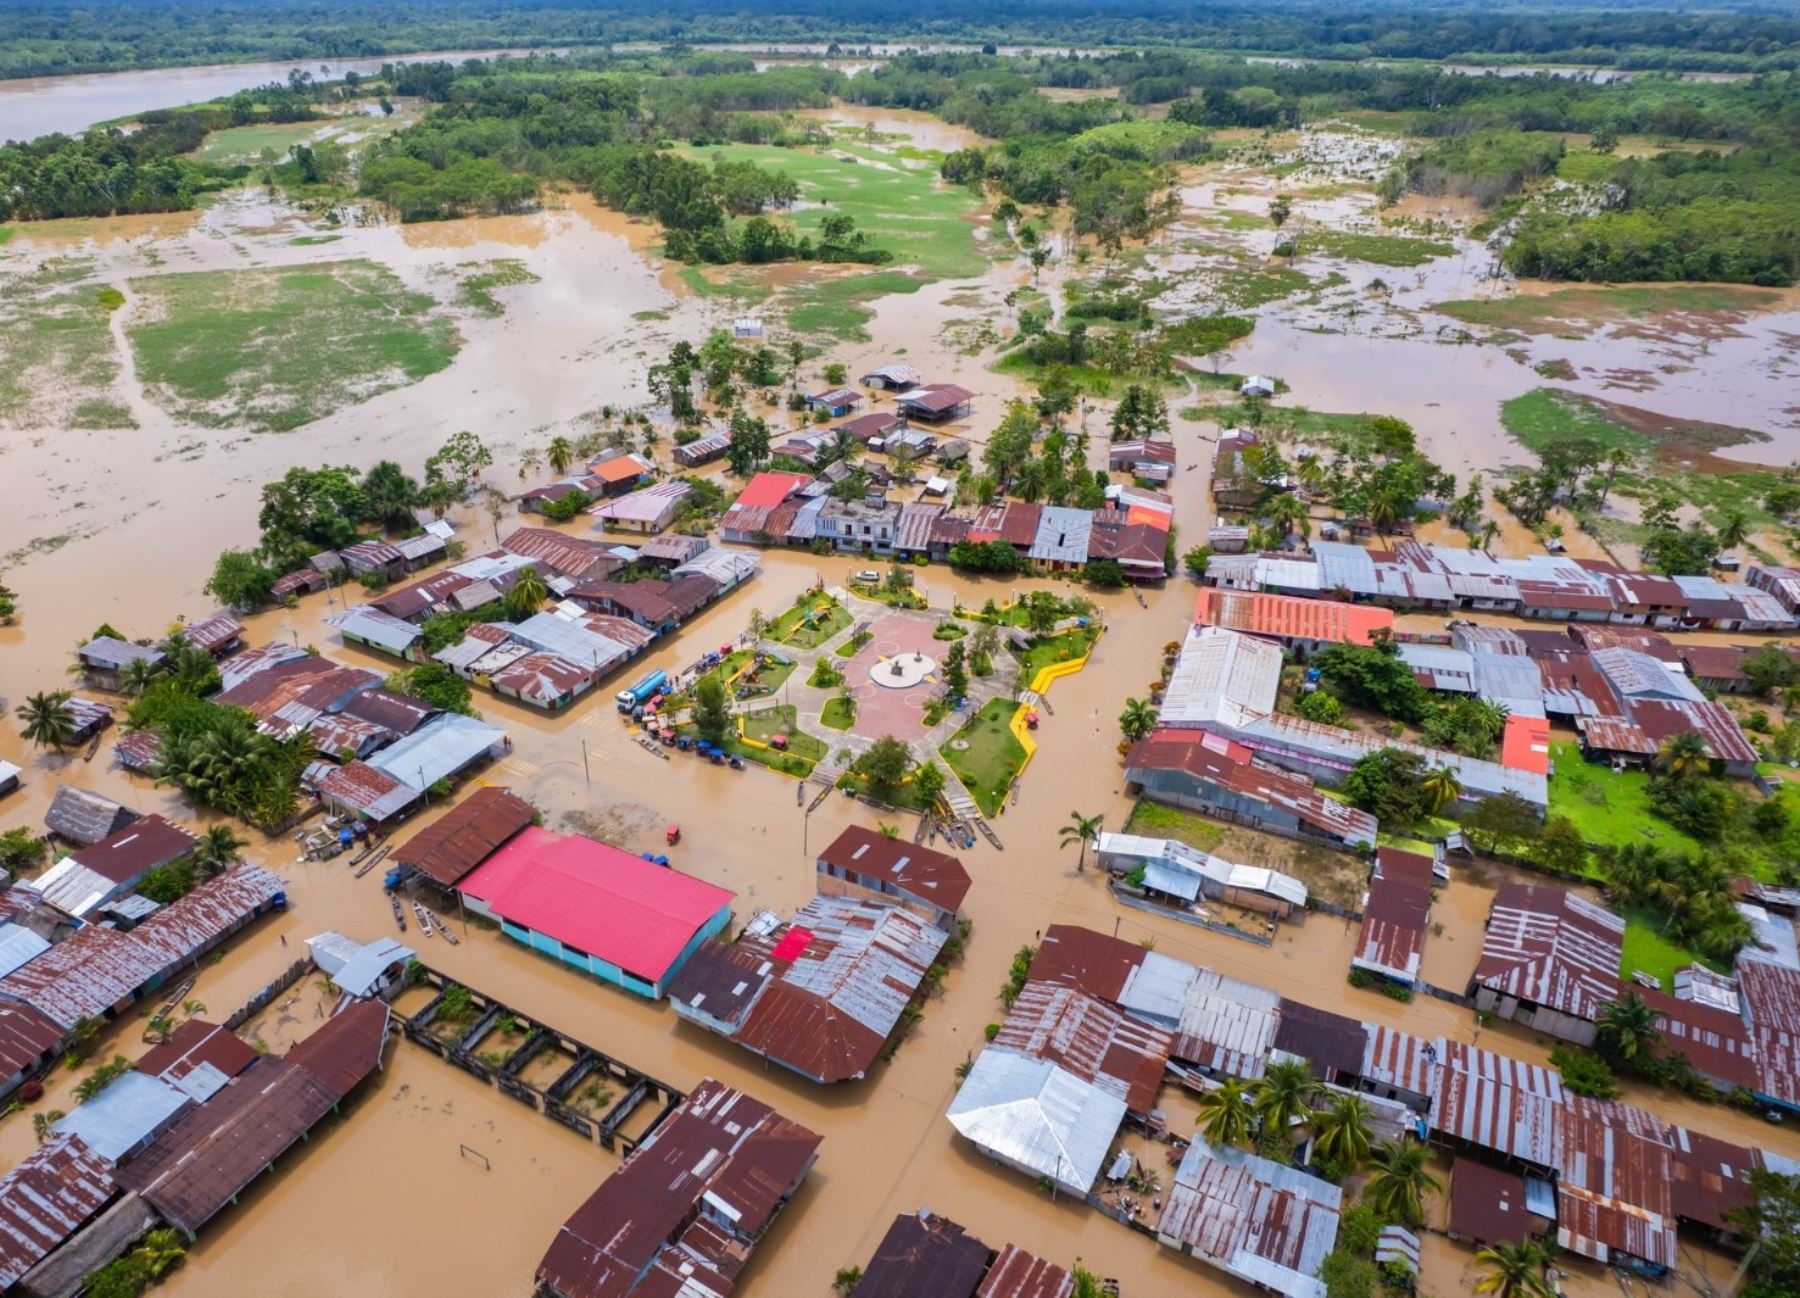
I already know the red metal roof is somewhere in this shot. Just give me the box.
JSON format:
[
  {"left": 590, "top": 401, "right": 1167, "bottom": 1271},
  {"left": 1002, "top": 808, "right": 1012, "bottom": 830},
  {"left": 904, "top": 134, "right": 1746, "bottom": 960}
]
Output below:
[
  {"left": 1124, "top": 729, "right": 1377, "bottom": 845},
  {"left": 1026, "top": 924, "right": 1147, "bottom": 1005},
  {"left": 286, "top": 1000, "right": 391, "bottom": 1100},
  {"left": 537, "top": 1079, "right": 820, "bottom": 1298},
  {"left": 816, "top": 824, "right": 971, "bottom": 915},
  {"left": 0, "top": 1134, "right": 115, "bottom": 1286},
  {"left": 1354, "top": 862, "right": 1431, "bottom": 983},
  {"left": 1194, "top": 587, "right": 1394, "bottom": 647},
  {"left": 458, "top": 828, "right": 734, "bottom": 985},
  {"left": 136, "top": 1019, "right": 258, "bottom": 1087},
  {"left": 1448, "top": 1156, "right": 1547, "bottom": 1246},
  {"left": 975, "top": 1244, "right": 1072, "bottom": 1298},
  {"left": 998, "top": 502, "right": 1042, "bottom": 546},
  {"left": 1668, "top": 1127, "right": 1756, "bottom": 1233},
  {"left": 1501, "top": 715, "right": 1551, "bottom": 775},
  {"left": 733, "top": 471, "right": 811, "bottom": 510},
  {"left": 69, "top": 814, "right": 198, "bottom": 884},
  {"left": 393, "top": 786, "right": 535, "bottom": 888},
  {"left": 1626, "top": 699, "right": 1759, "bottom": 765},
  {"left": 1637, "top": 987, "right": 1758, "bottom": 1091},
  {"left": 769, "top": 927, "right": 813, "bottom": 963}
]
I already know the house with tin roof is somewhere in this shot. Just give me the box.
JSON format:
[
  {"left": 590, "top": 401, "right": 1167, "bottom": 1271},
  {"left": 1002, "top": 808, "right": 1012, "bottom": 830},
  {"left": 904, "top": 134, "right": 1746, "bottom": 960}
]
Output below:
[{"left": 814, "top": 825, "right": 970, "bottom": 931}]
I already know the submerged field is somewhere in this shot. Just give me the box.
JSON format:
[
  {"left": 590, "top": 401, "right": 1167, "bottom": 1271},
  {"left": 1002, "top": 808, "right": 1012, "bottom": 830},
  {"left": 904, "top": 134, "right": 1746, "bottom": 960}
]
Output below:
[
  {"left": 0, "top": 257, "right": 134, "bottom": 430},
  {"left": 127, "top": 259, "right": 460, "bottom": 430}
]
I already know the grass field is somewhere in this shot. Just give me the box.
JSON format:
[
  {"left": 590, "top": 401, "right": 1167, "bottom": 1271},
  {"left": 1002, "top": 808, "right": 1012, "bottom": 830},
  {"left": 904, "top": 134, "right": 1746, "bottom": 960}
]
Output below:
[
  {"left": 1435, "top": 283, "right": 1783, "bottom": 336},
  {"left": 1555, "top": 148, "right": 1621, "bottom": 184},
  {"left": 692, "top": 143, "right": 988, "bottom": 281},
  {"left": 1214, "top": 263, "right": 1312, "bottom": 309},
  {"left": 1013, "top": 625, "right": 1100, "bottom": 676},
  {"left": 1124, "top": 799, "right": 1225, "bottom": 853},
  {"left": 187, "top": 121, "right": 323, "bottom": 164},
  {"left": 820, "top": 697, "right": 855, "bottom": 730},
  {"left": 785, "top": 270, "right": 924, "bottom": 342},
  {"left": 1618, "top": 904, "right": 1723, "bottom": 987},
  {"left": 458, "top": 259, "right": 539, "bottom": 316},
  {"left": 126, "top": 260, "right": 458, "bottom": 430},
  {"left": 773, "top": 594, "right": 850, "bottom": 647},
  {"left": 941, "top": 697, "right": 1028, "bottom": 816},
  {"left": 1296, "top": 229, "right": 1455, "bottom": 268},
  {"left": 0, "top": 262, "right": 134, "bottom": 430},
  {"left": 1501, "top": 388, "right": 1650, "bottom": 460},
  {"left": 740, "top": 704, "right": 826, "bottom": 775},
  {"left": 1548, "top": 743, "right": 1696, "bottom": 872}
]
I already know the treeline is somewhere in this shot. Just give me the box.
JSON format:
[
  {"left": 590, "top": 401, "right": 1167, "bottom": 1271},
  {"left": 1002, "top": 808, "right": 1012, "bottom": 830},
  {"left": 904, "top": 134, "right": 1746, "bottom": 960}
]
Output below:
[
  {"left": 0, "top": 71, "right": 336, "bottom": 221},
  {"left": 4, "top": 0, "right": 1800, "bottom": 81}
]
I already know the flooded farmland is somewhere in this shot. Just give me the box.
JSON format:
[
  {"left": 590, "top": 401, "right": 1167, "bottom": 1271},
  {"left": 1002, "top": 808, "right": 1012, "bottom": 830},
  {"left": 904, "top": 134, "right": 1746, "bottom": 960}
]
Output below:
[{"left": 2, "top": 83, "right": 1800, "bottom": 1298}]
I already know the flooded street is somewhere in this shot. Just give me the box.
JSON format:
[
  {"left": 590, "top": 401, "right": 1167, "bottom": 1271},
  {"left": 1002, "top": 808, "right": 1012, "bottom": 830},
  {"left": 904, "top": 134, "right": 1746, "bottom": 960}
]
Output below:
[{"left": 2, "top": 96, "right": 1799, "bottom": 1298}]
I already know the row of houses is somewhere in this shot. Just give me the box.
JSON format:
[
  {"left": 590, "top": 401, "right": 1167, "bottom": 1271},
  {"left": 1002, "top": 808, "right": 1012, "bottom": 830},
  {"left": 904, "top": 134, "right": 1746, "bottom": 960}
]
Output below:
[
  {"left": 74, "top": 615, "right": 245, "bottom": 692},
  {"left": 1205, "top": 540, "right": 1799, "bottom": 632},
  {"left": 945, "top": 924, "right": 1786, "bottom": 1283},
  {"left": 1465, "top": 880, "right": 1800, "bottom": 1120},
  {"left": 331, "top": 530, "right": 758, "bottom": 712},
  {"left": 719, "top": 470, "right": 1175, "bottom": 579},
  {"left": 0, "top": 864, "right": 287, "bottom": 1102},
  {"left": 0, "top": 1001, "right": 388, "bottom": 1291}
]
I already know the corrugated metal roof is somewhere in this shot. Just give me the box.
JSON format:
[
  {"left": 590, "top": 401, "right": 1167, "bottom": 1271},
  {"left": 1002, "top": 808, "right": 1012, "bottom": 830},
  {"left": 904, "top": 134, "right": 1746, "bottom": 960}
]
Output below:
[
  {"left": 1196, "top": 588, "right": 1394, "bottom": 646},
  {"left": 329, "top": 606, "right": 423, "bottom": 655},
  {"left": 1159, "top": 628, "right": 1284, "bottom": 730},
  {"left": 366, "top": 712, "right": 504, "bottom": 789},
  {"left": 137, "top": 1019, "right": 257, "bottom": 1101},
  {"left": 946, "top": 1049, "right": 1127, "bottom": 1195},
  {"left": 1171, "top": 967, "right": 1281, "bottom": 1078},
  {"left": 393, "top": 787, "right": 535, "bottom": 888},
  {"left": 1156, "top": 1136, "right": 1340, "bottom": 1298},
  {"left": 0, "top": 925, "right": 50, "bottom": 981},
  {"left": 538, "top": 1079, "right": 820, "bottom": 1298},
  {"left": 53, "top": 1070, "right": 190, "bottom": 1162},
  {"left": 0, "top": 1134, "right": 115, "bottom": 1287},
  {"left": 976, "top": 1242, "right": 1073, "bottom": 1298},
  {"left": 590, "top": 480, "right": 690, "bottom": 525},
  {"left": 0, "top": 999, "right": 66, "bottom": 1080},
  {"left": 818, "top": 825, "right": 971, "bottom": 915},
  {"left": 1473, "top": 885, "right": 1623, "bottom": 1022},
  {"left": 1556, "top": 1181, "right": 1675, "bottom": 1270},
  {"left": 460, "top": 828, "right": 733, "bottom": 986},
  {"left": 854, "top": 1212, "right": 991, "bottom": 1298}
]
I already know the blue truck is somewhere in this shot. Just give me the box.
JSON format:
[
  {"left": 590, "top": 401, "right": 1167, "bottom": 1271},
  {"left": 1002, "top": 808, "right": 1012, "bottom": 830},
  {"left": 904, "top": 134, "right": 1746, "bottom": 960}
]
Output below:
[{"left": 616, "top": 668, "right": 669, "bottom": 713}]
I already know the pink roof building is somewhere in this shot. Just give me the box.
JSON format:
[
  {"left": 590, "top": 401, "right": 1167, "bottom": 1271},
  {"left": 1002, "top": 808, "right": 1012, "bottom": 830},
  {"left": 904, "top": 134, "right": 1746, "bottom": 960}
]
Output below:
[{"left": 457, "top": 828, "right": 734, "bottom": 998}]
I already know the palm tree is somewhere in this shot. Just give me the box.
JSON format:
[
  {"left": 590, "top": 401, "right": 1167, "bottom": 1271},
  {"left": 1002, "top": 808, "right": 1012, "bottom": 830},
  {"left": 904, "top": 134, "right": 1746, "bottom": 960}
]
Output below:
[
  {"left": 131, "top": 1228, "right": 188, "bottom": 1281},
  {"left": 192, "top": 824, "right": 246, "bottom": 878},
  {"left": 118, "top": 654, "right": 162, "bottom": 696},
  {"left": 1253, "top": 1059, "right": 1316, "bottom": 1141},
  {"left": 1311, "top": 1093, "right": 1374, "bottom": 1170},
  {"left": 181, "top": 999, "right": 207, "bottom": 1020},
  {"left": 1060, "top": 812, "right": 1103, "bottom": 873},
  {"left": 1655, "top": 731, "right": 1709, "bottom": 780},
  {"left": 1472, "top": 1240, "right": 1553, "bottom": 1298},
  {"left": 1118, "top": 697, "right": 1157, "bottom": 744},
  {"left": 1717, "top": 509, "right": 1750, "bottom": 552},
  {"left": 1480, "top": 518, "right": 1501, "bottom": 556},
  {"left": 1420, "top": 765, "right": 1462, "bottom": 816},
  {"left": 1364, "top": 1139, "right": 1441, "bottom": 1226},
  {"left": 16, "top": 690, "right": 77, "bottom": 750},
  {"left": 506, "top": 566, "right": 549, "bottom": 621},
  {"left": 1195, "top": 1078, "right": 1256, "bottom": 1148},
  {"left": 518, "top": 447, "right": 543, "bottom": 482},
  {"left": 1595, "top": 992, "right": 1662, "bottom": 1067},
  {"left": 546, "top": 436, "right": 576, "bottom": 477}
]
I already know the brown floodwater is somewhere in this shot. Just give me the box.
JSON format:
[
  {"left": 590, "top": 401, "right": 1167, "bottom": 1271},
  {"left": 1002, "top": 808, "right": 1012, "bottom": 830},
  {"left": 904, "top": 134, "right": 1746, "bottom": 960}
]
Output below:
[{"left": 3, "top": 108, "right": 1799, "bottom": 1298}]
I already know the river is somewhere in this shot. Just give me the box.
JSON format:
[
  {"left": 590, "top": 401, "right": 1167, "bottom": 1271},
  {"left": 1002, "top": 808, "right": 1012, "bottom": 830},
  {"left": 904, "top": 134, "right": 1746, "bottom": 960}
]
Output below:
[{"left": 0, "top": 47, "right": 575, "bottom": 142}]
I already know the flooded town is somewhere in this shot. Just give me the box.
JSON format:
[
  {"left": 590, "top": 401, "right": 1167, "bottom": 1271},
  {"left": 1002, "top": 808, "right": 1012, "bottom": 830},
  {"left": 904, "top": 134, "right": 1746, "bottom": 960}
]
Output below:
[{"left": 2, "top": 11, "right": 1800, "bottom": 1298}]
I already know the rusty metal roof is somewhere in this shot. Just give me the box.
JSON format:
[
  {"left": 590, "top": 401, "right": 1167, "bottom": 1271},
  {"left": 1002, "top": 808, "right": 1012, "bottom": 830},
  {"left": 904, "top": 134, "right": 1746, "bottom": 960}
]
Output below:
[
  {"left": 1668, "top": 1126, "right": 1757, "bottom": 1233},
  {"left": 975, "top": 1243, "right": 1071, "bottom": 1298},
  {"left": 1156, "top": 1136, "right": 1342, "bottom": 1298},
  {"left": 1556, "top": 1181, "right": 1674, "bottom": 1272},
  {"left": 285, "top": 999, "right": 391, "bottom": 1100},
  {"left": 44, "top": 786, "right": 138, "bottom": 847},
  {"left": 393, "top": 786, "right": 534, "bottom": 888},
  {"left": 1638, "top": 986, "right": 1759, "bottom": 1091},
  {"left": 68, "top": 813, "right": 198, "bottom": 884},
  {"left": 537, "top": 1079, "right": 820, "bottom": 1298},
  {"left": 1027, "top": 925, "right": 1146, "bottom": 1005},
  {"left": 117, "top": 1056, "right": 338, "bottom": 1235},
  {"left": 1472, "top": 884, "right": 1623, "bottom": 1023},
  {"left": 1447, "top": 1156, "right": 1548, "bottom": 1247},
  {"left": 1124, "top": 730, "right": 1376, "bottom": 847},
  {"left": 0, "top": 1000, "right": 66, "bottom": 1085},
  {"left": 992, "top": 982, "right": 1172, "bottom": 1116},
  {"left": 856, "top": 1212, "right": 993, "bottom": 1298},
  {"left": 816, "top": 825, "right": 971, "bottom": 916},
  {"left": 0, "top": 865, "right": 284, "bottom": 1029},
  {"left": 137, "top": 1019, "right": 258, "bottom": 1099},
  {"left": 179, "top": 614, "right": 245, "bottom": 654},
  {"left": 0, "top": 1133, "right": 115, "bottom": 1286},
  {"left": 725, "top": 897, "right": 948, "bottom": 1083}
]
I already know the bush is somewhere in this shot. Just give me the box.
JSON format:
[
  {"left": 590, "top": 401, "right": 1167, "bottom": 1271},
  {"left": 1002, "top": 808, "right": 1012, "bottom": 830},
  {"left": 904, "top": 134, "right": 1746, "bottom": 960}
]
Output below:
[
  {"left": 1296, "top": 689, "right": 1345, "bottom": 725},
  {"left": 1551, "top": 1045, "right": 1619, "bottom": 1099}
]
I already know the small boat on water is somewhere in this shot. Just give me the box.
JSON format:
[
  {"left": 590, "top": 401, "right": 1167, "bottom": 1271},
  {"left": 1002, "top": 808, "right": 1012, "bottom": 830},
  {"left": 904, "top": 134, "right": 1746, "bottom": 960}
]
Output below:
[
  {"left": 438, "top": 920, "right": 459, "bottom": 946},
  {"left": 390, "top": 895, "right": 406, "bottom": 932},
  {"left": 413, "top": 901, "right": 435, "bottom": 938}
]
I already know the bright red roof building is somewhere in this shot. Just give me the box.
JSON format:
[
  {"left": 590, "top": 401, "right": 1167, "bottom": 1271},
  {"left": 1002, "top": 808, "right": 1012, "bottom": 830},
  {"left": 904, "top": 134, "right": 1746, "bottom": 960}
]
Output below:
[
  {"left": 733, "top": 471, "right": 812, "bottom": 510},
  {"left": 457, "top": 828, "right": 735, "bottom": 996},
  {"left": 1194, "top": 587, "right": 1394, "bottom": 647},
  {"left": 1501, "top": 715, "right": 1551, "bottom": 775}
]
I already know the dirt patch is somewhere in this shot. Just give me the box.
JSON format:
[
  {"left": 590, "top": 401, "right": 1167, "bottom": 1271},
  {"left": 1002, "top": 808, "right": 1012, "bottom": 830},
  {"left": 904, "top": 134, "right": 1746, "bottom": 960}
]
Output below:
[
  {"left": 1210, "top": 824, "right": 1365, "bottom": 909},
  {"left": 1585, "top": 391, "right": 1773, "bottom": 463}
]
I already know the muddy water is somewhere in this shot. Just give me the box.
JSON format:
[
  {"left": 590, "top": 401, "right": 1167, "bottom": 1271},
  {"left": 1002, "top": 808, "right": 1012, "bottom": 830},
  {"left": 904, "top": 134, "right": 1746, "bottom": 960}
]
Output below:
[
  {"left": 0, "top": 49, "right": 578, "bottom": 141},
  {"left": 795, "top": 103, "right": 993, "bottom": 152},
  {"left": 3, "top": 110, "right": 1799, "bottom": 1298}
]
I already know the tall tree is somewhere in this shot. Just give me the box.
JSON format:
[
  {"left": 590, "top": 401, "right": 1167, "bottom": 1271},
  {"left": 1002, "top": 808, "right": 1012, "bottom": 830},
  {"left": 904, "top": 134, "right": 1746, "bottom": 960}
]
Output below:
[
  {"left": 547, "top": 436, "right": 575, "bottom": 477},
  {"left": 693, "top": 675, "right": 731, "bottom": 745},
  {"left": 1195, "top": 1078, "right": 1256, "bottom": 1148},
  {"left": 1655, "top": 731, "right": 1709, "bottom": 781},
  {"left": 1364, "top": 1139, "right": 1441, "bottom": 1226},
  {"left": 1595, "top": 992, "right": 1662, "bottom": 1067},
  {"left": 1253, "top": 1058, "right": 1317, "bottom": 1142},
  {"left": 361, "top": 460, "right": 421, "bottom": 530},
  {"left": 1311, "top": 1093, "right": 1374, "bottom": 1171},
  {"left": 506, "top": 566, "right": 549, "bottom": 621},
  {"left": 1420, "top": 765, "right": 1462, "bottom": 816},
  {"left": 1059, "top": 811, "right": 1103, "bottom": 872},
  {"left": 1471, "top": 1241, "right": 1553, "bottom": 1298},
  {"left": 16, "top": 690, "right": 76, "bottom": 750},
  {"left": 1119, "top": 697, "right": 1157, "bottom": 743}
]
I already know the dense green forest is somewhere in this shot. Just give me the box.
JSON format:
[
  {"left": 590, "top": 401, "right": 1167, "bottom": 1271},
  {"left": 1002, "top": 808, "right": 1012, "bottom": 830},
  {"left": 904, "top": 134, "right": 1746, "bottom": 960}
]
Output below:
[{"left": 2, "top": 0, "right": 1800, "bottom": 80}]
